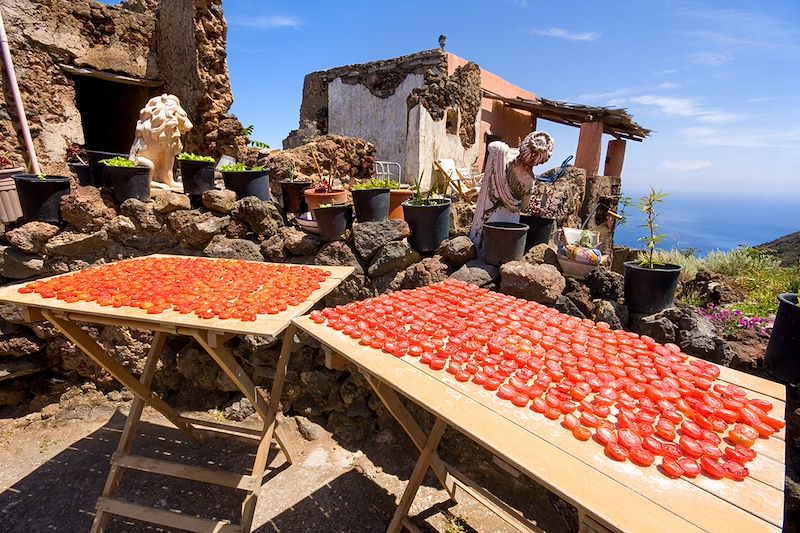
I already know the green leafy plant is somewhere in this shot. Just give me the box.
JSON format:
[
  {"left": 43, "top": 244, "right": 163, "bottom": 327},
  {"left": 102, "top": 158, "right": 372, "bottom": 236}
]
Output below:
[
  {"left": 178, "top": 152, "right": 215, "bottom": 163},
  {"left": 636, "top": 186, "right": 668, "bottom": 269},
  {"left": 36, "top": 172, "right": 46, "bottom": 181},
  {"left": 99, "top": 156, "right": 136, "bottom": 167},
  {"left": 351, "top": 177, "right": 395, "bottom": 191},
  {"left": 284, "top": 162, "right": 309, "bottom": 182},
  {"left": 405, "top": 173, "right": 447, "bottom": 206},
  {"left": 242, "top": 124, "right": 269, "bottom": 149},
  {"left": 219, "top": 162, "right": 264, "bottom": 172}
]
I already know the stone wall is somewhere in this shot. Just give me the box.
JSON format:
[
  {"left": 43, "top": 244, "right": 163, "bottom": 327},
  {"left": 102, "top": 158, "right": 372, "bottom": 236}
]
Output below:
[
  {"left": 285, "top": 49, "right": 480, "bottom": 184},
  {"left": 328, "top": 75, "right": 423, "bottom": 176},
  {"left": 0, "top": 0, "right": 238, "bottom": 176}
]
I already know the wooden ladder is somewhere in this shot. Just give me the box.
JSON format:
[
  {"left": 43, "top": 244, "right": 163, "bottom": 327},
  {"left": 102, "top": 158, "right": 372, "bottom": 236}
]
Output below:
[{"left": 85, "top": 326, "right": 297, "bottom": 532}]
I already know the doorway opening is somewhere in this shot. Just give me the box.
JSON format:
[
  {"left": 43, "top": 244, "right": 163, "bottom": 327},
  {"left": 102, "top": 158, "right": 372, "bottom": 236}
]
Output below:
[{"left": 68, "top": 71, "right": 162, "bottom": 153}]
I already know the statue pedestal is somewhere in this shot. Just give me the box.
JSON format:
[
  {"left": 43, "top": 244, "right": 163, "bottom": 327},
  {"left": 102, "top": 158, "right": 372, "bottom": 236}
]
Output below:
[{"left": 150, "top": 184, "right": 184, "bottom": 198}]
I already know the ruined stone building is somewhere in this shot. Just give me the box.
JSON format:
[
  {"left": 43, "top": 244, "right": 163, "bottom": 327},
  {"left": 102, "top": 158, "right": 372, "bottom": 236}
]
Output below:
[
  {"left": 0, "top": 0, "right": 240, "bottom": 175},
  {"left": 286, "top": 47, "right": 651, "bottom": 189}
]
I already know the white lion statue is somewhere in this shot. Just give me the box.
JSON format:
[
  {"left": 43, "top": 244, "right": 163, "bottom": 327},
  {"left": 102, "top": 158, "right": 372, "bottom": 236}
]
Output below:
[{"left": 129, "top": 94, "right": 193, "bottom": 189}]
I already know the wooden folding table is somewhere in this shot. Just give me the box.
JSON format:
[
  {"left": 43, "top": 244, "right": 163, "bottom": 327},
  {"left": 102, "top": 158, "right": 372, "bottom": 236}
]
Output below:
[
  {"left": 294, "top": 315, "right": 786, "bottom": 533},
  {"left": 0, "top": 255, "right": 353, "bottom": 533}
]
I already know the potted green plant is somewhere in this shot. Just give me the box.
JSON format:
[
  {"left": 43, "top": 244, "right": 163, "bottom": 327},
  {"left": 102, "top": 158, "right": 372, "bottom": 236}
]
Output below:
[
  {"left": 12, "top": 171, "right": 71, "bottom": 222},
  {"left": 279, "top": 163, "right": 312, "bottom": 215},
  {"left": 100, "top": 156, "right": 151, "bottom": 203},
  {"left": 86, "top": 149, "right": 127, "bottom": 187},
  {"left": 765, "top": 291, "right": 800, "bottom": 383},
  {"left": 220, "top": 162, "right": 270, "bottom": 200},
  {"left": 177, "top": 152, "right": 216, "bottom": 199},
  {"left": 402, "top": 174, "right": 451, "bottom": 253},
  {"left": 0, "top": 153, "right": 24, "bottom": 223},
  {"left": 351, "top": 177, "right": 392, "bottom": 222},
  {"left": 623, "top": 187, "right": 682, "bottom": 315},
  {"left": 66, "top": 144, "right": 93, "bottom": 187},
  {"left": 303, "top": 153, "right": 347, "bottom": 214},
  {"left": 314, "top": 202, "right": 353, "bottom": 241}
]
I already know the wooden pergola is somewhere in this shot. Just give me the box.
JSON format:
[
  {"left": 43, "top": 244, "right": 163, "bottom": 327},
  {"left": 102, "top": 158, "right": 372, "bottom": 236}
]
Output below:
[{"left": 483, "top": 90, "right": 652, "bottom": 178}]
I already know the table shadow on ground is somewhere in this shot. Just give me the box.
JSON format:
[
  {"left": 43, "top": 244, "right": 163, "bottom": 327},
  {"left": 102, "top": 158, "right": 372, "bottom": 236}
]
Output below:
[{"left": 0, "top": 409, "right": 285, "bottom": 532}]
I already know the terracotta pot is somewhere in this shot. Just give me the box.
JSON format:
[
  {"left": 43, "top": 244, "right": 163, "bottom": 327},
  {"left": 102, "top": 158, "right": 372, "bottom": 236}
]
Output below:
[
  {"left": 304, "top": 189, "right": 347, "bottom": 215},
  {"left": 0, "top": 168, "right": 24, "bottom": 223},
  {"left": 388, "top": 188, "right": 413, "bottom": 220}
]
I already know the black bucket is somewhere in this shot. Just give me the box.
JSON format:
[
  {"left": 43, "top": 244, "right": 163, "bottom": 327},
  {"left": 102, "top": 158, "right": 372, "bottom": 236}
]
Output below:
[
  {"left": 352, "top": 188, "right": 390, "bottom": 222},
  {"left": 222, "top": 169, "right": 270, "bottom": 200},
  {"left": 623, "top": 261, "right": 683, "bottom": 315},
  {"left": 402, "top": 199, "right": 451, "bottom": 253},
  {"left": 107, "top": 166, "right": 151, "bottom": 202},
  {"left": 179, "top": 160, "right": 216, "bottom": 196},
  {"left": 519, "top": 214, "right": 555, "bottom": 251},
  {"left": 314, "top": 204, "right": 353, "bottom": 241},
  {"left": 484, "top": 222, "right": 530, "bottom": 266},
  {"left": 12, "top": 174, "right": 71, "bottom": 222},
  {"left": 279, "top": 180, "right": 311, "bottom": 215},
  {"left": 68, "top": 163, "right": 93, "bottom": 187},
  {"left": 765, "top": 293, "right": 800, "bottom": 383},
  {"left": 86, "top": 150, "right": 126, "bottom": 187}
]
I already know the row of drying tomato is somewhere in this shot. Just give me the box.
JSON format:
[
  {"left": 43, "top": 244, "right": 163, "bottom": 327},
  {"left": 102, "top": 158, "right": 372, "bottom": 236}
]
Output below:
[
  {"left": 19, "top": 257, "right": 331, "bottom": 321},
  {"left": 311, "top": 279, "right": 784, "bottom": 482}
]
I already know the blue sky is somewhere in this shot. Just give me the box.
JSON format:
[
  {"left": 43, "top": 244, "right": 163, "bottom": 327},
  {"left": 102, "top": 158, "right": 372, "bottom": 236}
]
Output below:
[{"left": 221, "top": 0, "right": 799, "bottom": 199}]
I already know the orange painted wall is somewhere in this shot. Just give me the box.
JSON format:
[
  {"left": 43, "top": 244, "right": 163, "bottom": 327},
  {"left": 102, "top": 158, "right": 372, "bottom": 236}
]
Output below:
[{"left": 447, "top": 53, "right": 536, "bottom": 169}]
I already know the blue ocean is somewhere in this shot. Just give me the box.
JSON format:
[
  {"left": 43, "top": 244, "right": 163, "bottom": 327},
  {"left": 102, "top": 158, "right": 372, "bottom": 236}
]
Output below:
[{"left": 613, "top": 192, "right": 799, "bottom": 256}]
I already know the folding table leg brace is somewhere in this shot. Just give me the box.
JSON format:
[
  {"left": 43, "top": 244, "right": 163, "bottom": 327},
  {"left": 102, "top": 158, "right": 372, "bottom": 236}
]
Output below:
[{"left": 41, "top": 310, "right": 297, "bottom": 533}]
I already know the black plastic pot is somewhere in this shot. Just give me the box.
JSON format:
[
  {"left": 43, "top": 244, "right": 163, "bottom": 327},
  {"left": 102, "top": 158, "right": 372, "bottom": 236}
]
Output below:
[
  {"left": 86, "top": 150, "right": 126, "bottom": 187},
  {"left": 623, "top": 261, "right": 683, "bottom": 315},
  {"left": 314, "top": 204, "right": 353, "bottom": 241},
  {"left": 352, "top": 188, "right": 390, "bottom": 222},
  {"left": 402, "top": 199, "right": 451, "bottom": 253},
  {"left": 765, "top": 293, "right": 800, "bottom": 383},
  {"left": 179, "top": 160, "right": 216, "bottom": 196},
  {"left": 519, "top": 214, "right": 555, "bottom": 251},
  {"left": 12, "top": 174, "right": 71, "bottom": 222},
  {"left": 68, "top": 163, "right": 93, "bottom": 187},
  {"left": 279, "top": 180, "right": 311, "bottom": 215},
  {"left": 484, "top": 222, "right": 530, "bottom": 266},
  {"left": 222, "top": 169, "right": 270, "bottom": 200},
  {"left": 105, "top": 165, "right": 151, "bottom": 202}
]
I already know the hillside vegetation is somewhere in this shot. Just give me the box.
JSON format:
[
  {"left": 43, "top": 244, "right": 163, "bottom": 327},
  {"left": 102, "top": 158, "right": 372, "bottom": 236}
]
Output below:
[{"left": 758, "top": 230, "right": 800, "bottom": 267}]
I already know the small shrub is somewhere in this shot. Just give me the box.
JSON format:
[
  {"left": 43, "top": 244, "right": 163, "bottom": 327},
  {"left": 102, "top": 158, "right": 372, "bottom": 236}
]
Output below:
[
  {"left": 648, "top": 250, "right": 704, "bottom": 282},
  {"left": 703, "top": 246, "right": 781, "bottom": 277}
]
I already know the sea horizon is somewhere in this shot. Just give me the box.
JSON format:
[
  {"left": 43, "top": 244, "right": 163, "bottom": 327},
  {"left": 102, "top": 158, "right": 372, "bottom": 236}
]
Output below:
[{"left": 612, "top": 191, "right": 799, "bottom": 256}]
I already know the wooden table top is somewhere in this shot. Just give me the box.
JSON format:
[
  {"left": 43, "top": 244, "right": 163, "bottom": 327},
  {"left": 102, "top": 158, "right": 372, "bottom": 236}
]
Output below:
[
  {"left": 0, "top": 255, "right": 354, "bottom": 337},
  {"left": 294, "top": 315, "right": 787, "bottom": 533}
]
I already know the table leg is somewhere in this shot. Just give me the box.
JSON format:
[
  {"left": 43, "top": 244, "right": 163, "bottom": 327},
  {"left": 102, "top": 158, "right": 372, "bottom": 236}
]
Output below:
[
  {"left": 43, "top": 311, "right": 206, "bottom": 443},
  {"left": 364, "top": 374, "right": 455, "bottom": 500},
  {"left": 387, "top": 418, "right": 448, "bottom": 533},
  {"left": 240, "top": 323, "right": 297, "bottom": 532},
  {"left": 191, "top": 329, "right": 292, "bottom": 464},
  {"left": 90, "top": 331, "right": 167, "bottom": 533}
]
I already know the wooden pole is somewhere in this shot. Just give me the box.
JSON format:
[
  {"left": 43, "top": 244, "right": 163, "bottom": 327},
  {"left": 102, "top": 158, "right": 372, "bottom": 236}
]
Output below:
[
  {"left": 0, "top": 9, "right": 40, "bottom": 174},
  {"left": 604, "top": 139, "right": 626, "bottom": 178},
  {"left": 574, "top": 122, "right": 604, "bottom": 178}
]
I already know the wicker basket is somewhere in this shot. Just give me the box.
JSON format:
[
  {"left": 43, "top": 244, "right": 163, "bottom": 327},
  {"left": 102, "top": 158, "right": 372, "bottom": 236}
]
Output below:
[{"left": 0, "top": 168, "right": 24, "bottom": 223}]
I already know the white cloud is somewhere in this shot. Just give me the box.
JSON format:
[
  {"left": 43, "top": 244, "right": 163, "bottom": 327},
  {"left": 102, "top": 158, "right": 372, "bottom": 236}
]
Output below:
[
  {"left": 530, "top": 28, "right": 601, "bottom": 42},
  {"left": 578, "top": 83, "right": 680, "bottom": 103},
  {"left": 628, "top": 95, "right": 746, "bottom": 123},
  {"left": 681, "top": 126, "right": 800, "bottom": 148},
  {"left": 656, "top": 160, "right": 713, "bottom": 172},
  {"left": 688, "top": 52, "right": 732, "bottom": 66},
  {"left": 230, "top": 15, "right": 300, "bottom": 29},
  {"left": 681, "top": 6, "right": 800, "bottom": 55}
]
